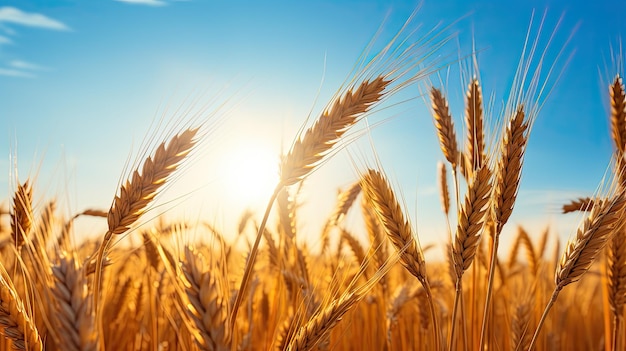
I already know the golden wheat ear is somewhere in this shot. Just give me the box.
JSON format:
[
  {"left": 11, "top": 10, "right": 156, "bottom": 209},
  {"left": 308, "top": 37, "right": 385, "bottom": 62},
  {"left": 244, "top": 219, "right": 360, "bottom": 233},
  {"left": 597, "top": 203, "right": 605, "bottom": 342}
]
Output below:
[
  {"left": 465, "top": 77, "right": 486, "bottom": 173},
  {"left": 562, "top": 197, "right": 595, "bottom": 213},
  {"left": 106, "top": 127, "right": 199, "bottom": 236},
  {"left": 10, "top": 180, "right": 33, "bottom": 251},
  {"left": 430, "top": 87, "right": 460, "bottom": 170},
  {"left": 280, "top": 77, "right": 390, "bottom": 187},
  {"left": 0, "top": 266, "right": 43, "bottom": 351},
  {"left": 611, "top": 75, "right": 626, "bottom": 153}
]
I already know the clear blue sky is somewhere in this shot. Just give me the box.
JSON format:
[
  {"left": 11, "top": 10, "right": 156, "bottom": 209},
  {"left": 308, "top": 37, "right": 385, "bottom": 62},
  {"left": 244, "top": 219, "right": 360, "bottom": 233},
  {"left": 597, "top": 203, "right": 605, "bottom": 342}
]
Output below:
[{"left": 1, "top": 0, "right": 625, "bottom": 253}]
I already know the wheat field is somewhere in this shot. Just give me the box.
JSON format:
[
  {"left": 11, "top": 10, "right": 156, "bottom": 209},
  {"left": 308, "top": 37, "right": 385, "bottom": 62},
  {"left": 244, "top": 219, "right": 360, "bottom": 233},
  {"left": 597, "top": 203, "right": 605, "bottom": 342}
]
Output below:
[{"left": 2, "top": 8, "right": 626, "bottom": 351}]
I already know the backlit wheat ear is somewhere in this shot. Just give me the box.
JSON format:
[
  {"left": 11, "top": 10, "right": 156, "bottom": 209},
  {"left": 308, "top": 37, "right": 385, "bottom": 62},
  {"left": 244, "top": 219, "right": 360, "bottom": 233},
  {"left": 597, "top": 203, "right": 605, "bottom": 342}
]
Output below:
[
  {"left": 430, "top": 87, "right": 460, "bottom": 169},
  {"left": 465, "top": 78, "right": 486, "bottom": 173},
  {"left": 529, "top": 192, "right": 626, "bottom": 350},
  {"left": 107, "top": 127, "right": 199, "bottom": 236},
  {"left": 330, "top": 182, "right": 362, "bottom": 226},
  {"left": 49, "top": 255, "right": 97, "bottom": 351},
  {"left": 562, "top": 197, "right": 595, "bottom": 213},
  {"left": 0, "top": 270, "right": 43, "bottom": 351},
  {"left": 93, "top": 127, "right": 199, "bottom": 344},
  {"left": 181, "top": 246, "right": 230, "bottom": 351},
  {"left": 280, "top": 77, "right": 390, "bottom": 186},
  {"left": 437, "top": 161, "right": 450, "bottom": 216},
  {"left": 610, "top": 75, "right": 626, "bottom": 153},
  {"left": 11, "top": 181, "right": 33, "bottom": 250},
  {"left": 286, "top": 290, "right": 360, "bottom": 351},
  {"left": 286, "top": 250, "right": 396, "bottom": 351}
]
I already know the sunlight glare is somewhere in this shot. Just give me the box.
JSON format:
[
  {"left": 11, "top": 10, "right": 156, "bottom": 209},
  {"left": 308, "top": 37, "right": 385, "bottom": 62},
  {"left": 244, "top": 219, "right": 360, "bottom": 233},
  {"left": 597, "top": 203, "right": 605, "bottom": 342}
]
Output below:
[{"left": 219, "top": 141, "right": 280, "bottom": 208}]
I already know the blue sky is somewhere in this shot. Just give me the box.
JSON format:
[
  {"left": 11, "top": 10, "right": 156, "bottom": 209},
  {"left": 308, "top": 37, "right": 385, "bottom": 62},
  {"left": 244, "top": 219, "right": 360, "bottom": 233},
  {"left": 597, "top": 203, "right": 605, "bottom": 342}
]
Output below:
[{"left": 1, "top": 0, "right": 625, "bottom": 254}]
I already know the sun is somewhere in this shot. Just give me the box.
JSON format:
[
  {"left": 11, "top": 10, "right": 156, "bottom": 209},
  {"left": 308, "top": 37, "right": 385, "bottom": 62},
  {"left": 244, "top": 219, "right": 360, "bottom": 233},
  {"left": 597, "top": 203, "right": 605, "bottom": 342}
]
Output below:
[{"left": 219, "top": 141, "right": 280, "bottom": 207}]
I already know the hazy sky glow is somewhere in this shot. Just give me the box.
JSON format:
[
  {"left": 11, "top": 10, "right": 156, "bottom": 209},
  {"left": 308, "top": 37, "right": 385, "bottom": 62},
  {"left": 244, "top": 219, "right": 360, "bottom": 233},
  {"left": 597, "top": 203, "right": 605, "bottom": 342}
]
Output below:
[{"left": 2, "top": 0, "right": 626, "bottom": 255}]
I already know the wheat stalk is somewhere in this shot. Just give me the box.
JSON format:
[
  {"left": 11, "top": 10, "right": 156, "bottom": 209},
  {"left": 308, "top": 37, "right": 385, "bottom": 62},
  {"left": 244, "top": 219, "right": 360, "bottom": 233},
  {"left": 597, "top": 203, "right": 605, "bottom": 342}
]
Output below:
[
  {"left": 480, "top": 105, "right": 528, "bottom": 348},
  {"left": 449, "top": 164, "right": 491, "bottom": 350}
]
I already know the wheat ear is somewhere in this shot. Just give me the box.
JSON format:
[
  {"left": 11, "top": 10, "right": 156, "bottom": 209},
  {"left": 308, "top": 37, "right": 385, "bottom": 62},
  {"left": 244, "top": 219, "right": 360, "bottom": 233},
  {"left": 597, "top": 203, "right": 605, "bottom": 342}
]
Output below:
[
  {"left": 607, "top": 225, "right": 626, "bottom": 351},
  {"left": 452, "top": 164, "right": 493, "bottom": 279},
  {"left": 360, "top": 169, "right": 441, "bottom": 351},
  {"left": 430, "top": 87, "right": 460, "bottom": 170},
  {"left": 181, "top": 246, "right": 229, "bottom": 351},
  {"left": 438, "top": 161, "right": 450, "bottom": 217},
  {"left": 528, "top": 192, "right": 626, "bottom": 350},
  {"left": 10, "top": 181, "right": 33, "bottom": 251},
  {"left": 330, "top": 182, "right": 362, "bottom": 226},
  {"left": 230, "top": 77, "right": 389, "bottom": 332},
  {"left": 49, "top": 255, "right": 97, "bottom": 351},
  {"left": 465, "top": 78, "right": 486, "bottom": 173},
  {"left": 611, "top": 75, "right": 626, "bottom": 153},
  {"left": 562, "top": 197, "right": 595, "bottom": 213},
  {"left": 0, "top": 270, "right": 42, "bottom": 351}
]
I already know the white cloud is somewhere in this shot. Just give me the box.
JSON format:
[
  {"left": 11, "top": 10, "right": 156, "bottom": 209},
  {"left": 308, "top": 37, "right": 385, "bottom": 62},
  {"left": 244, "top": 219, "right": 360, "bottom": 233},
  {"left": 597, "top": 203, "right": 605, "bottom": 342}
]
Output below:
[
  {"left": 0, "top": 68, "right": 34, "bottom": 78},
  {"left": 0, "top": 35, "right": 11, "bottom": 45},
  {"left": 114, "top": 0, "right": 167, "bottom": 6},
  {"left": 10, "top": 60, "right": 46, "bottom": 71},
  {"left": 0, "top": 7, "right": 69, "bottom": 31}
]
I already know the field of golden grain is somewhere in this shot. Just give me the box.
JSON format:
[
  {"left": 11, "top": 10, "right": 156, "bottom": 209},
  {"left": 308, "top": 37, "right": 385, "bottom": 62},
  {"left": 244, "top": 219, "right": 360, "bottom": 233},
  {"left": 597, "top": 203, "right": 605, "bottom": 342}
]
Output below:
[{"left": 1, "top": 10, "right": 625, "bottom": 351}]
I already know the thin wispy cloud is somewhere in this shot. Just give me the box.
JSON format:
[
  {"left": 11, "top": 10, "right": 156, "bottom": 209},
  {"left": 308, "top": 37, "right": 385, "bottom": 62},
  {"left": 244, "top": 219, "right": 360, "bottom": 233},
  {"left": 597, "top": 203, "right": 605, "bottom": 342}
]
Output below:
[
  {"left": 114, "top": 0, "right": 167, "bottom": 6},
  {"left": 0, "top": 7, "right": 70, "bottom": 31},
  {"left": 10, "top": 60, "right": 46, "bottom": 71},
  {"left": 0, "top": 67, "right": 34, "bottom": 78},
  {"left": 0, "top": 35, "right": 11, "bottom": 45}
]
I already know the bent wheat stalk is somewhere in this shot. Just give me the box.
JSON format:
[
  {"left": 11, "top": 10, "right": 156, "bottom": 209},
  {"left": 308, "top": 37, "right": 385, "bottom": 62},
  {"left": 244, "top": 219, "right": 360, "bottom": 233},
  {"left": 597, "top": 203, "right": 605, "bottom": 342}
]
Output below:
[
  {"left": 449, "top": 164, "right": 492, "bottom": 350},
  {"left": 360, "top": 169, "right": 441, "bottom": 351},
  {"left": 528, "top": 191, "right": 626, "bottom": 350},
  {"left": 230, "top": 77, "right": 390, "bottom": 333},
  {"left": 480, "top": 105, "right": 528, "bottom": 349},
  {"left": 93, "top": 127, "right": 198, "bottom": 348}
]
